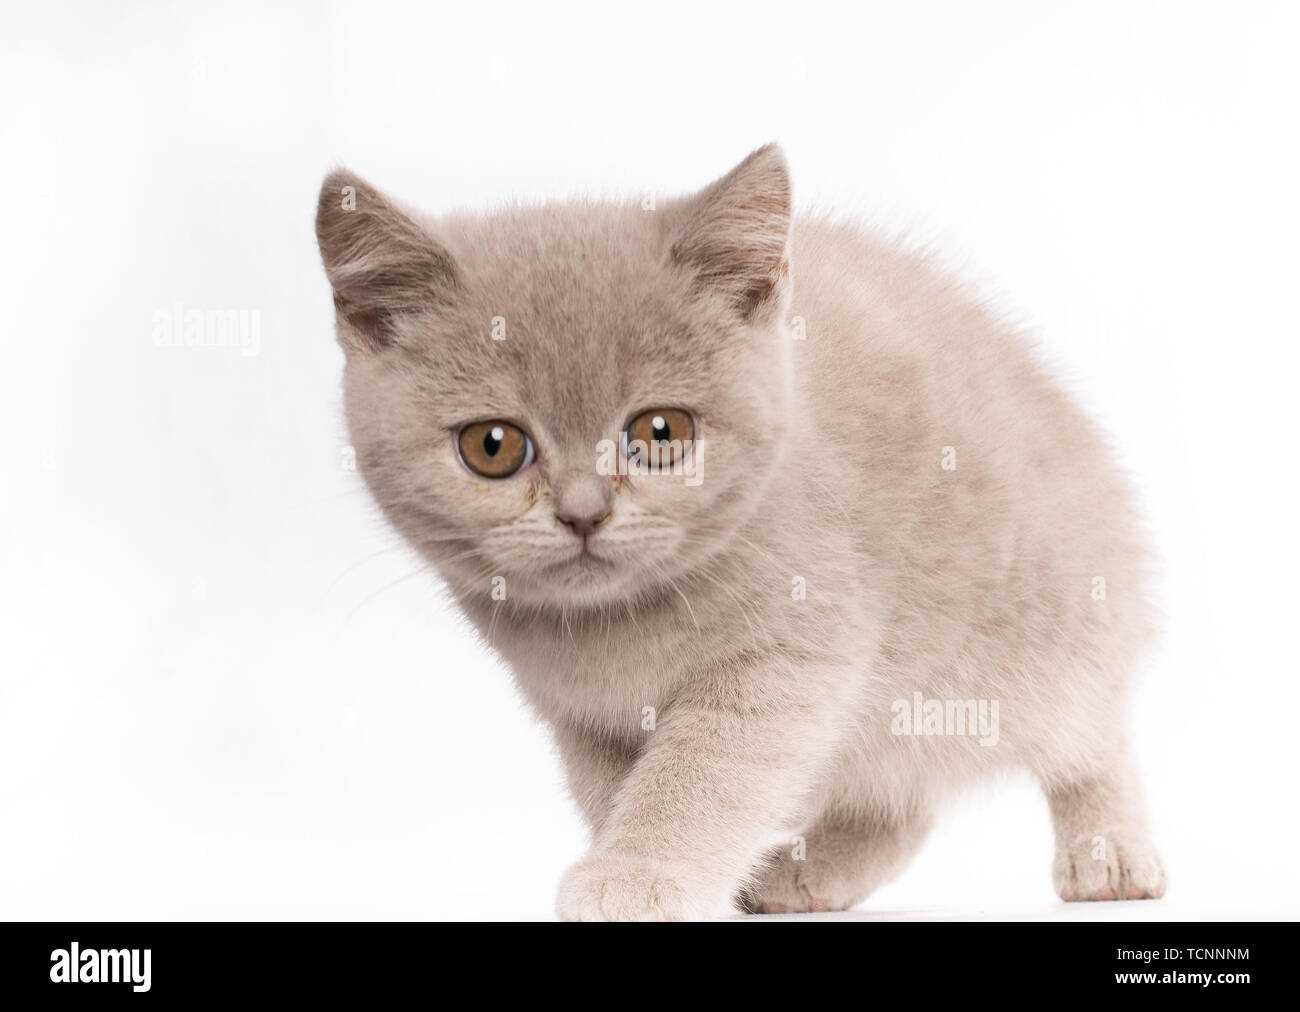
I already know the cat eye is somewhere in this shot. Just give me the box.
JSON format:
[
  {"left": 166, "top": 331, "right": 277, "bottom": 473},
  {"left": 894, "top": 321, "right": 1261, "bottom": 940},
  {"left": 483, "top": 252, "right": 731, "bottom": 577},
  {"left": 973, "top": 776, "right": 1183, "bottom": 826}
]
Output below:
[
  {"left": 458, "top": 420, "right": 534, "bottom": 478},
  {"left": 625, "top": 408, "right": 695, "bottom": 468}
]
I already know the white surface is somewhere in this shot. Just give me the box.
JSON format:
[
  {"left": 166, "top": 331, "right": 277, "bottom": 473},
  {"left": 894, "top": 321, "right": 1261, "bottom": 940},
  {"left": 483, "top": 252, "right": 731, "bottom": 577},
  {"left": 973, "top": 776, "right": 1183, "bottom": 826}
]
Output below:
[{"left": 2, "top": 0, "right": 1297, "bottom": 920}]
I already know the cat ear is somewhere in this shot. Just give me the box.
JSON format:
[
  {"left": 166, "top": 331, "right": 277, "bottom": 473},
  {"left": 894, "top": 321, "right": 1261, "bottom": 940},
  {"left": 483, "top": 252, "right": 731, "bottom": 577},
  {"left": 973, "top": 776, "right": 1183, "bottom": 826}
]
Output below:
[
  {"left": 315, "top": 170, "right": 461, "bottom": 353},
  {"left": 667, "top": 144, "right": 792, "bottom": 323}
]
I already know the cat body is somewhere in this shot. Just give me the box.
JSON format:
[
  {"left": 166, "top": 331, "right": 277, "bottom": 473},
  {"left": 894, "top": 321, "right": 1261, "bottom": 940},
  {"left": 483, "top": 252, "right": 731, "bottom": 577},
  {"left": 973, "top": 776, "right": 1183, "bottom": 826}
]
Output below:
[{"left": 316, "top": 146, "right": 1166, "bottom": 919}]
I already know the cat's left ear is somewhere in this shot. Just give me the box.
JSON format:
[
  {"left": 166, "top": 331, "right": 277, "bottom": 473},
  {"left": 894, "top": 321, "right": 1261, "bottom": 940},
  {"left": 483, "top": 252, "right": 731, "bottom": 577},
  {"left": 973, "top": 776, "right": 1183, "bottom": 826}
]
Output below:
[{"left": 666, "top": 144, "right": 792, "bottom": 324}]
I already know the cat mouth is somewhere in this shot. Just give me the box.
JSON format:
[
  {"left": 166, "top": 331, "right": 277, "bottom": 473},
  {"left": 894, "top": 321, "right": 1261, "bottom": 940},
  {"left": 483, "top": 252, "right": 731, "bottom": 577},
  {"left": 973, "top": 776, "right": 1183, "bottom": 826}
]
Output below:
[{"left": 549, "top": 547, "right": 614, "bottom": 572}]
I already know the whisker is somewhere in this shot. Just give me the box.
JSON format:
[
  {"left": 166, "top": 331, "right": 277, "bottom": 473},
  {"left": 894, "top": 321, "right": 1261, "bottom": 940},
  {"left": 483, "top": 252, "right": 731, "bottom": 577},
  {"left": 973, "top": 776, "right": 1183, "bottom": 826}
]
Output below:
[{"left": 336, "top": 565, "right": 435, "bottom": 635}]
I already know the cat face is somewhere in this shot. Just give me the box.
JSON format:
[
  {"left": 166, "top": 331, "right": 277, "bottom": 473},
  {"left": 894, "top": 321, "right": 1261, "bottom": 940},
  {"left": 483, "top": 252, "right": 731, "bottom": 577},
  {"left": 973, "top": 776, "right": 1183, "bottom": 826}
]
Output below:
[{"left": 317, "top": 146, "right": 795, "bottom": 609}]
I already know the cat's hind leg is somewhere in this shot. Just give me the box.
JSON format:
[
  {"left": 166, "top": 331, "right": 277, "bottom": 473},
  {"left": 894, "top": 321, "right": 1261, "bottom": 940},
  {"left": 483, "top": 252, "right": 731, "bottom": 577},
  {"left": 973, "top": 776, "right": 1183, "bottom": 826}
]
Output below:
[
  {"left": 1042, "top": 749, "right": 1167, "bottom": 901},
  {"left": 739, "top": 807, "right": 933, "bottom": 914}
]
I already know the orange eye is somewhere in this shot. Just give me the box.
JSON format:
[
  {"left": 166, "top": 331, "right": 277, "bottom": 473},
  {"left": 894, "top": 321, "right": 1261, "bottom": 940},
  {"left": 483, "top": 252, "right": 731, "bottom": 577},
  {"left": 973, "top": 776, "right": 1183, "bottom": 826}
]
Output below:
[
  {"left": 625, "top": 408, "right": 694, "bottom": 468},
  {"left": 458, "top": 421, "right": 534, "bottom": 478}
]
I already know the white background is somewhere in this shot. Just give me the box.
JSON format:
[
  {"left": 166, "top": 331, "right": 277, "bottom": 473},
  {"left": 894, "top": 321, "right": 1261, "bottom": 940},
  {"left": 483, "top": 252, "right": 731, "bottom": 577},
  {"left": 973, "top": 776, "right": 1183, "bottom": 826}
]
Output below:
[{"left": 3, "top": 0, "right": 1297, "bottom": 920}]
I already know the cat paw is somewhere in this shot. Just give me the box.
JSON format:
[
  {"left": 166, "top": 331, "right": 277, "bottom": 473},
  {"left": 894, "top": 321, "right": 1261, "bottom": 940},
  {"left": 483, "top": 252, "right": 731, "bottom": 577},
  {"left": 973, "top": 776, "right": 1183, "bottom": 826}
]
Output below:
[
  {"left": 1054, "top": 833, "right": 1167, "bottom": 901},
  {"left": 740, "top": 850, "right": 862, "bottom": 914},
  {"left": 556, "top": 852, "right": 707, "bottom": 921}
]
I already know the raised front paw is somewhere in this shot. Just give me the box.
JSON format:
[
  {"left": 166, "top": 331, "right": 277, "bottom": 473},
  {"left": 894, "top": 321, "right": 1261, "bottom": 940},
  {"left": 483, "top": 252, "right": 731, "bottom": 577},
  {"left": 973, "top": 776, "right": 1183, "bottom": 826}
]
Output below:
[
  {"left": 556, "top": 852, "right": 709, "bottom": 921},
  {"left": 1054, "top": 833, "right": 1167, "bottom": 901}
]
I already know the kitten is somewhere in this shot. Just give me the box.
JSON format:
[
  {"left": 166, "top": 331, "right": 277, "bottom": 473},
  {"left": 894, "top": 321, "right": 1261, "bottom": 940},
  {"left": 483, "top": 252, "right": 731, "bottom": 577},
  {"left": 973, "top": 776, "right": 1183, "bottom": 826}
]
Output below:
[{"left": 315, "top": 145, "right": 1166, "bottom": 919}]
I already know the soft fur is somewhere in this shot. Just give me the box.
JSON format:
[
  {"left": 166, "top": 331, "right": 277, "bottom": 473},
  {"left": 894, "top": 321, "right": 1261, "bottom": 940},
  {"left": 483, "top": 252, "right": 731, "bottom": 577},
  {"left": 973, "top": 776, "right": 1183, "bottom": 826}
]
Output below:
[{"left": 315, "top": 145, "right": 1166, "bottom": 919}]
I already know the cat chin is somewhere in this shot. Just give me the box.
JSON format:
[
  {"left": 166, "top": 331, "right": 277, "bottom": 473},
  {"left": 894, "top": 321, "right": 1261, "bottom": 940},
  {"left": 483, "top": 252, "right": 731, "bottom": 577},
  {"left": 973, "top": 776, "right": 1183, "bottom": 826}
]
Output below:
[{"left": 490, "top": 564, "right": 662, "bottom": 611}]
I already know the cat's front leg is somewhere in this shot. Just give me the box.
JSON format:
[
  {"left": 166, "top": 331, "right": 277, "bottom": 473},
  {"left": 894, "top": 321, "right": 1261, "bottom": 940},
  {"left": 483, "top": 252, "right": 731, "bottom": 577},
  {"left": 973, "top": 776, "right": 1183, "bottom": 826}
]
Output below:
[
  {"left": 555, "top": 664, "right": 857, "bottom": 921},
  {"left": 551, "top": 722, "right": 639, "bottom": 839},
  {"left": 738, "top": 805, "right": 934, "bottom": 914}
]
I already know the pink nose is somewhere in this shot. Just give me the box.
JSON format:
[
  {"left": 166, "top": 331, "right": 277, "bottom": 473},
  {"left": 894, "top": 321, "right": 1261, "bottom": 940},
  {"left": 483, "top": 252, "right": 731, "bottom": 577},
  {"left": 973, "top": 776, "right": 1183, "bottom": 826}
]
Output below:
[{"left": 556, "top": 509, "right": 611, "bottom": 538}]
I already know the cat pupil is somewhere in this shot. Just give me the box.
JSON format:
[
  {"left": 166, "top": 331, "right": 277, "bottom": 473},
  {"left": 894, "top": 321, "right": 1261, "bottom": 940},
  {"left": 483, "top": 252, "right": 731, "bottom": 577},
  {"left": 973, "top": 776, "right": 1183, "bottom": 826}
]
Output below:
[
  {"left": 484, "top": 426, "right": 504, "bottom": 456},
  {"left": 652, "top": 416, "right": 668, "bottom": 441}
]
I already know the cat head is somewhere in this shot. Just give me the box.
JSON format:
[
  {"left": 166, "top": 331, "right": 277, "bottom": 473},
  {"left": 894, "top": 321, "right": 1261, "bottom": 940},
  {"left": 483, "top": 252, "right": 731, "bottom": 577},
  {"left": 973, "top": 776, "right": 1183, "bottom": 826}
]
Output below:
[{"left": 316, "top": 145, "right": 795, "bottom": 609}]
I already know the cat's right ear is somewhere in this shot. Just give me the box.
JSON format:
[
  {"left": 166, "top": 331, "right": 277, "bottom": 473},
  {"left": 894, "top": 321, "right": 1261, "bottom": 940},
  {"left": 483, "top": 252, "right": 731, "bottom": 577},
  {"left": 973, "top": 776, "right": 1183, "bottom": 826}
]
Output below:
[
  {"left": 315, "top": 170, "right": 461, "bottom": 353},
  {"left": 666, "top": 144, "right": 793, "bottom": 324}
]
